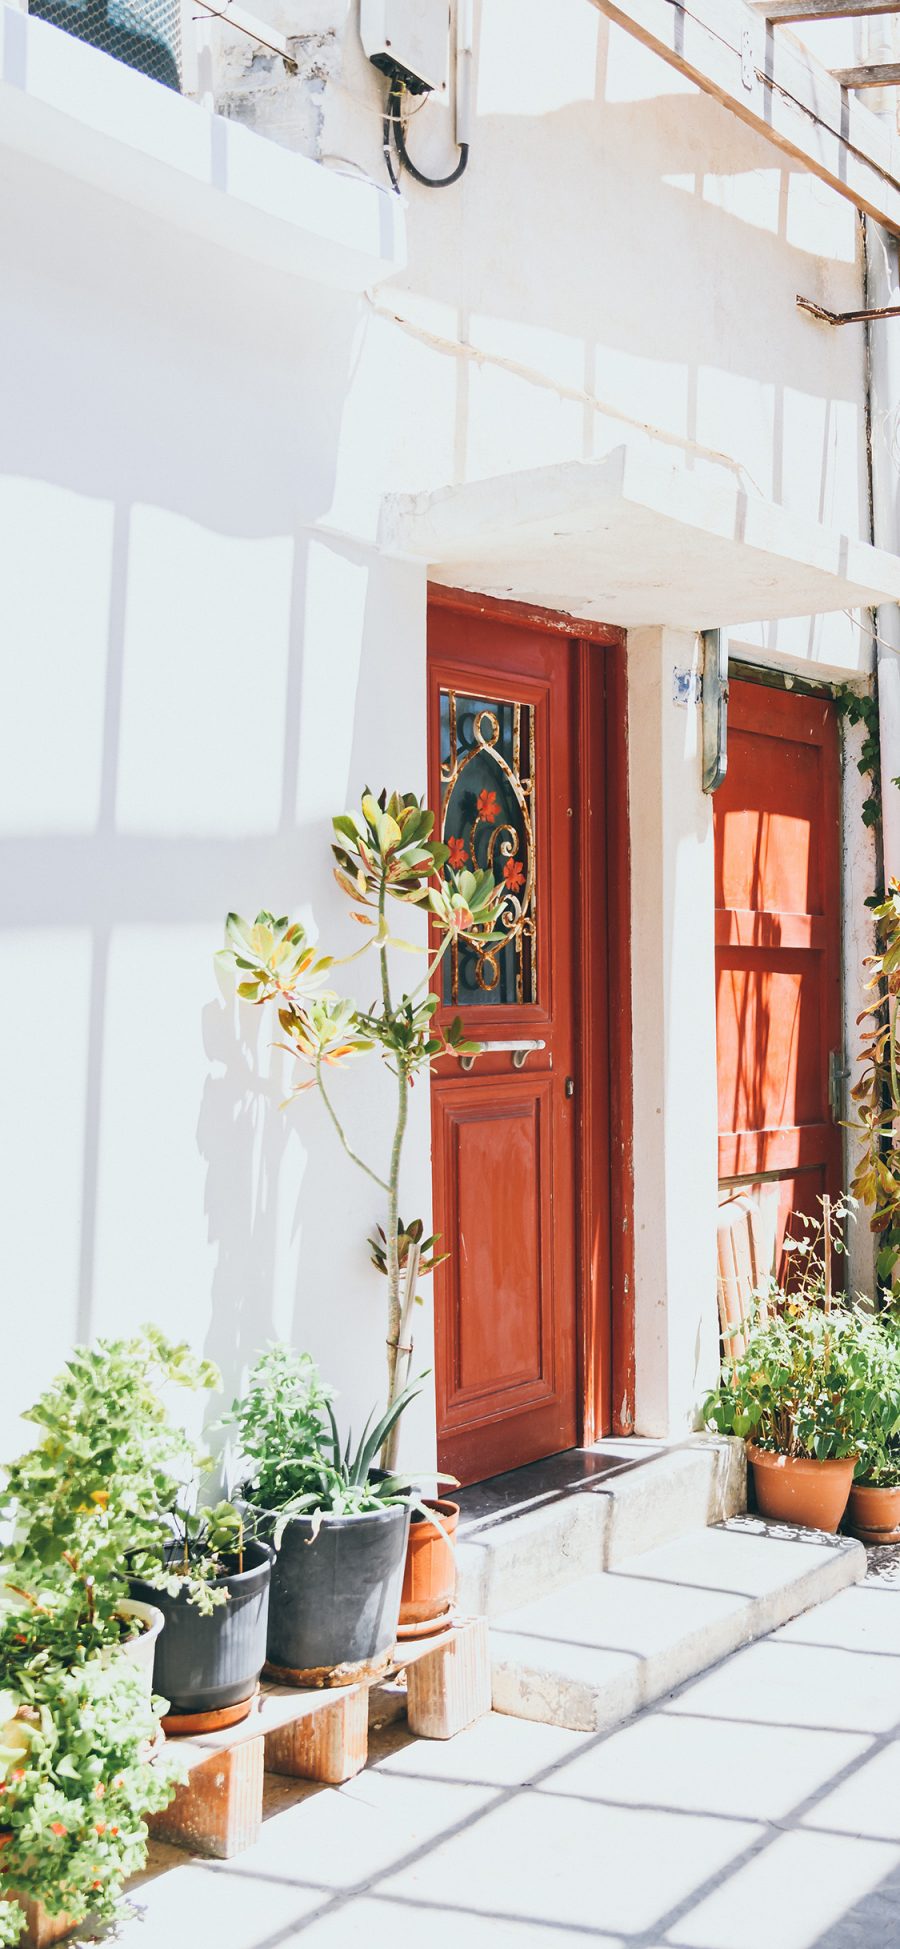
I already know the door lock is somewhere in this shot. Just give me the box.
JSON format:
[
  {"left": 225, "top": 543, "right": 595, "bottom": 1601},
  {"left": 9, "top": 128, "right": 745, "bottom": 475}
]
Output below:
[
  {"left": 565, "top": 1077, "right": 575, "bottom": 1098},
  {"left": 828, "top": 1048, "right": 847, "bottom": 1122}
]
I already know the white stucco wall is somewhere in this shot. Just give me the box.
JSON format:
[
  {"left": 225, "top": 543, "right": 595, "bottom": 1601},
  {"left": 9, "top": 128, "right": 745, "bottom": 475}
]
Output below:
[
  {"left": 0, "top": 148, "right": 435, "bottom": 1461},
  {"left": 1, "top": 0, "right": 893, "bottom": 1458}
]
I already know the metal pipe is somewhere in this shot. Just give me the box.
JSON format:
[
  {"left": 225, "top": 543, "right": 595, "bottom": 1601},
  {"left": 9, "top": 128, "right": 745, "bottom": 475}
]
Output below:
[
  {"left": 861, "top": 14, "right": 900, "bottom": 887},
  {"left": 797, "top": 294, "right": 900, "bottom": 323}
]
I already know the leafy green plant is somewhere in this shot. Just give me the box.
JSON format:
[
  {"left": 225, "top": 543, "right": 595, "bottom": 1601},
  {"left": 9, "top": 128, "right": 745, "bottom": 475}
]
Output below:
[
  {"left": 708, "top": 1192, "right": 900, "bottom": 1459},
  {"left": 222, "top": 789, "right": 504, "bottom": 1466},
  {"left": 0, "top": 1328, "right": 221, "bottom": 1634},
  {"left": 850, "top": 881, "right": 900, "bottom": 1298},
  {"left": 137, "top": 1500, "right": 250, "bottom": 1617},
  {"left": 0, "top": 1605, "right": 177, "bottom": 1946},
  {"left": 226, "top": 1346, "right": 335, "bottom": 1517},
  {"left": 705, "top": 1303, "right": 900, "bottom": 1461},
  {"left": 855, "top": 1439, "right": 900, "bottom": 1488},
  {"left": 231, "top": 1346, "right": 446, "bottom": 1535}
]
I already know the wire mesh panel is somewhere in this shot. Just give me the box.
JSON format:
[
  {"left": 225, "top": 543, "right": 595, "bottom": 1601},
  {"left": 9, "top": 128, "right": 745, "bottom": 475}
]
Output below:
[{"left": 29, "top": 0, "right": 182, "bottom": 89}]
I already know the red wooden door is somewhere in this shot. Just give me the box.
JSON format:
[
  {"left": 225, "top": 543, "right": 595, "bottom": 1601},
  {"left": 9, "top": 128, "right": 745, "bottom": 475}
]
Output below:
[
  {"left": 714, "top": 680, "right": 843, "bottom": 1268},
  {"left": 428, "top": 605, "right": 579, "bottom": 1484}
]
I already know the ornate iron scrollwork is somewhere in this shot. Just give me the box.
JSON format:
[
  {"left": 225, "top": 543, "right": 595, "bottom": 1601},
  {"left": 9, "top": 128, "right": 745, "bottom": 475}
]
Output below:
[{"left": 439, "top": 688, "right": 536, "bottom": 1007}]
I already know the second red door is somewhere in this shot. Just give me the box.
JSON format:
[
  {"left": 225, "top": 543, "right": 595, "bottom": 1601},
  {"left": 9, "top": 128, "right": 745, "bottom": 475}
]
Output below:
[{"left": 715, "top": 678, "right": 843, "bottom": 1267}]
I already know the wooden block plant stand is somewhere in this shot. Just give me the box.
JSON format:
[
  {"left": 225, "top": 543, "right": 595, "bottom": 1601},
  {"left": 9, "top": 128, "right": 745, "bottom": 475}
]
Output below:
[
  {"left": 148, "top": 1614, "right": 490, "bottom": 1860},
  {"left": 16, "top": 1618, "right": 490, "bottom": 1944}
]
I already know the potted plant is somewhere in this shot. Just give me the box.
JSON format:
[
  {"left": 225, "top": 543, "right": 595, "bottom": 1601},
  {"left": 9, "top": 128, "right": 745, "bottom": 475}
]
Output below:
[
  {"left": 0, "top": 1326, "right": 221, "bottom": 1660},
  {"left": 0, "top": 1597, "right": 176, "bottom": 1948},
  {"left": 705, "top": 1201, "right": 900, "bottom": 1532},
  {"left": 128, "top": 1500, "right": 273, "bottom": 1731},
  {"left": 398, "top": 1496, "right": 460, "bottom": 1637},
  {"left": 847, "top": 1447, "right": 900, "bottom": 1544},
  {"left": 220, "top": 790, "right": 502, "bottom": 1469},
  {"left": 846, "top": 1313, "right": 900, "bottom": 1542},
  {"left": 231, "top": 1346, "right": 445, "bottom": 1683}
]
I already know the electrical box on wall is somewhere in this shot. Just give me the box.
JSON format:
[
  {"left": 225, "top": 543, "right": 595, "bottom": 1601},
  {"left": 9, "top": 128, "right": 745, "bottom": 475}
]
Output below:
[{"left": 360, "top": 0, "right": 450, "bottom": 94}]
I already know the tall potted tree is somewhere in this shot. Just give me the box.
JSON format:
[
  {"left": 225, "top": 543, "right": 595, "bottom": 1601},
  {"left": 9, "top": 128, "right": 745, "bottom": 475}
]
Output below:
[
  {"left": 220, "top": 792, "right": 502, "bottom": 1672},
  {"left": 221, "top": 790, "right": 502, "bottom": 1458}
]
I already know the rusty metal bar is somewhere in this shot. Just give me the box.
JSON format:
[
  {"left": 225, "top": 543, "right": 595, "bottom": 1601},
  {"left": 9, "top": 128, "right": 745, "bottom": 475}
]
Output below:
[{"left": 797, "top": 293, "right": 900, "bottom": 322}]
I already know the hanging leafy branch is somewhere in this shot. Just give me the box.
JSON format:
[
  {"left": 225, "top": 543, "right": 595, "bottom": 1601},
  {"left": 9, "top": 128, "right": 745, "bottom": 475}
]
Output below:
[{"left": 850, "top": 880, "right": 900, "bottom": 1299}]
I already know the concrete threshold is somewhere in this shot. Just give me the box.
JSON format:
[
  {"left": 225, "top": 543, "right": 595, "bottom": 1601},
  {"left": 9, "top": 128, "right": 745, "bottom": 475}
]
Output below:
[
  {"left": 490, "top": 1516, "right": 866, "bottom": 1735},
  {"left": 455, "top": 1436, "right": 747, "bottom": 1618}
]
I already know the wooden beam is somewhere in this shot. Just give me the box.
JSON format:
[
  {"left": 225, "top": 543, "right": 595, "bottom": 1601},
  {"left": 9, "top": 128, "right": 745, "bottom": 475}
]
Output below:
[
  {"left": 750, "top": 2, "right": 900, "bottom": 19},
  {"left": 832, "top": 62, "right": 900, "bottom": 84},
  {"left": 589, "top": 0, "right": 900, "bottom": 235}
]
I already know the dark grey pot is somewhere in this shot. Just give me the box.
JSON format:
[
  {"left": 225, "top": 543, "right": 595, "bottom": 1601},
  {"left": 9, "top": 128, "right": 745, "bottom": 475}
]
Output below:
[
  {"left": 252, "top": 1501, "right": 411, "bottom": 1684},
  {"left": 129, "top": 1538, "right": 273, "bottom": 1714}
]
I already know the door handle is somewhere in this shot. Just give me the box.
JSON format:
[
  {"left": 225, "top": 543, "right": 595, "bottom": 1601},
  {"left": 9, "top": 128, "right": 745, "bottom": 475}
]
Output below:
[
  {"left": 459, "top": 1039, "right": 547, "bottom": 1072},
  {"left": 828, "top": 1048, "right": 847, "bottom": 1122}
]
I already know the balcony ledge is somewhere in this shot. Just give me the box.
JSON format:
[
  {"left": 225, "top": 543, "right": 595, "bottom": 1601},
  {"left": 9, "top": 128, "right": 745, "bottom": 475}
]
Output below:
[
  {"left": 0, "top": 3, "right": 405, "bottom": 291},
  {"left": 382, "top": 446, "right": 900, "bottom": 630}
]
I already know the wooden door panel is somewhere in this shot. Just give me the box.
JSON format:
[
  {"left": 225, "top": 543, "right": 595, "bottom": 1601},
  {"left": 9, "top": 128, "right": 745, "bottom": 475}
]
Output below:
[
  {"left": 717, "top": 956, "right": 827, "bottom": 1133},
  {"left": 714, "top": 681, "right": 842, "bottom": 1278},
  {"left": 717, "top": 731, "right": 824, "bottom": 915},
  {"left": 435, "top": 1075, "right": 559, "bottom": 1417}
]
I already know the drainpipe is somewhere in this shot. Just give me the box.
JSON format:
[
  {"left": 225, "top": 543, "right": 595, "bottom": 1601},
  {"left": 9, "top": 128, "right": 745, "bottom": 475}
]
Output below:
[{"left": 862, "top": 16, "right": 900, "bottom": 886}]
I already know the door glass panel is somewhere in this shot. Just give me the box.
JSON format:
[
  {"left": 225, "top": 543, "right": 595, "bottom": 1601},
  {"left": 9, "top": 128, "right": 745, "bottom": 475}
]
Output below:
[{"left": 439, "top": 688, "right": 536, "bottom": 1007}]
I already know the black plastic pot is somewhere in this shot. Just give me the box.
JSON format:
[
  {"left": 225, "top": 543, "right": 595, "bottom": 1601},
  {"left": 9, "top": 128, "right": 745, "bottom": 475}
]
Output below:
[
  {"left": 129, "top": 1538, "right": 273, "bottom": 1714},
  {"left": 255, "top": 1502, "right": 411, "bottom": 1685}
]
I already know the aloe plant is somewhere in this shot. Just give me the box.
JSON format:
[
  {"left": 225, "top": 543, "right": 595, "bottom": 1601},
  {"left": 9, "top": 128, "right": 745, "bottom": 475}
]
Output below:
[
  {"left": 222, "top": 790, "right": 503, "bottom": 1468},
  {"left": 231, "top": 1351, "right": 432, "bottom": 1535}
]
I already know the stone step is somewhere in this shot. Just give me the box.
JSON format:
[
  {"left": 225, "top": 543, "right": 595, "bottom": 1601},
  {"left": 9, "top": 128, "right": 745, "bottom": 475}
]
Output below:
[
  {"left": 489, "top": 1516, "right": 866, "bottom": 1733},
  {"left": 455, "top": 1437, "right": 746, "bottom": 1619}
]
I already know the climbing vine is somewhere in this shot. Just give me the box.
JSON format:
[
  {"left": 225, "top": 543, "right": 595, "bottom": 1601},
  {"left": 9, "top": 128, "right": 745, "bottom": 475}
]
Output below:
[
  {"left": 850, "top": 881, "right": 900, "bottom": 1301},
  {"left": 835, "top": 685, "right": 882, "bottom": 833}
]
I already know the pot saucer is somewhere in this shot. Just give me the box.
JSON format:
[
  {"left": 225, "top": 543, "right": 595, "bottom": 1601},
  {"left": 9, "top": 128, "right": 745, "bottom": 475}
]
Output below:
[
  {"left": 394, "top": 1605, "right": 456, "bottom": 1644},
  {"left": 161, "top": 1686, "right": 259, "bottom": 1737}
]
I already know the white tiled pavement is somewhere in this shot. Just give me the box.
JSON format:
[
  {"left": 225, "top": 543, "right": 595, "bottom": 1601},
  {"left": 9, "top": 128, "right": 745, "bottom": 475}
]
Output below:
[{"left": 115, "top": 1548, "right": 900, "bottom": 1949}]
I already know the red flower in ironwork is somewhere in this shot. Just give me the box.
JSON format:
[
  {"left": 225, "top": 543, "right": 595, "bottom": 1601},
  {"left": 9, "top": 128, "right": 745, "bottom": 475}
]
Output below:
[
  {"left": 447, "top": 835, "right": 468, "bottom": 869},
  {"left": 477, "top": 789, "right": 499, "bottom": 823},
  {"left": 502, "top": 858, "right": 525, "bottom": 893}
]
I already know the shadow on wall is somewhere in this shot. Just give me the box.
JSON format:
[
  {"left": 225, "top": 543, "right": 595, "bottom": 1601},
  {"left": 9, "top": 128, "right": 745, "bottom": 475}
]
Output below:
[
  {"left": 0, "top": 151, "right": 429, "bottom": 1451},
  {"left": 389, "top": 5, "right": 867, "bottom": 573}
]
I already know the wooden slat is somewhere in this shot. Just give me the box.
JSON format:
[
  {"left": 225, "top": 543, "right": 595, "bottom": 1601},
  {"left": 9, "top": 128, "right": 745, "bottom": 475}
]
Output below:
[
  {"left": 715, "top": 908, "right": 825, "bottom": 950},
  {"left": 589, "top": 0, "right": 900, "bottom": 237},
  {"left": 832, "top": 64, "right": 900, "bottom": 86},
  {"left": 719, "top": 1125, "right": 835, "bottom": 1177},
  {"left": 750, "top": 3, "right": 900, "bottom": 20}
]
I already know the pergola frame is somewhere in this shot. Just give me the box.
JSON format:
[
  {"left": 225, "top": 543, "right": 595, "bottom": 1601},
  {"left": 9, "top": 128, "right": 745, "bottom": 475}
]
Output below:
[{"left": 588, "top": 0, "right": 900, "bottom": 235}]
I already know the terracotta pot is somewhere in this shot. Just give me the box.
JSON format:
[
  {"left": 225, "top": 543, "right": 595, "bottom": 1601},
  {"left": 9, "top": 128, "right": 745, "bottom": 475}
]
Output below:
[
  {"left": 847, "top": 1481, "right": 900, "bottom": 1545},
  {"left": 747, "top": 1444, "right": 856, "bottom": 1533},
  {"left": 399, "top": 1500, "right": 459, "bottom": 1628}
]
